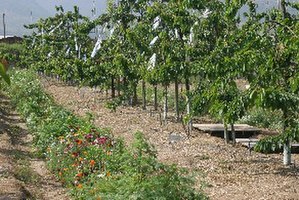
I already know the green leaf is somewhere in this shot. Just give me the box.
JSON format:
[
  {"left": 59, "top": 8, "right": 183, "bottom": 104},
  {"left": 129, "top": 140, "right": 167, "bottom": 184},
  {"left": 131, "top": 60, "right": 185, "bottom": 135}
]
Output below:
[{"left": 0, "top": 63, "right": 10, "bottom": 85}]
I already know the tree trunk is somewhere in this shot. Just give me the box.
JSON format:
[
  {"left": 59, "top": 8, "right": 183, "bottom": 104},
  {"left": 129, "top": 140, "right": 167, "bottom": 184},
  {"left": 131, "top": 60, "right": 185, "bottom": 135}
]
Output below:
[
  {"left": 123, "top": 77, "right": 127, "bottom": 91},
  {"left": 163, "top": 85, "right": 168, "bottom": 125},
  {"left": 280, "top": 2, "right": 291, "bottom": 165},
  {"left": 154, "top": 84, "right": 158, "bottom": 111},
  {"left": 231, "top": 123, "right": 236, "bottom": 146},
  {"left": 180, "top": 83, "right": 183, "bottom": 93},
  {"left": 123, "top": 76, "right": 127, "bottom": 97},
  {"left": 185, "top": 77, "right": 192, "bottom": 133},
  {"left": 142, "top": 80, "right": 146, "bottom": 110},
  {"left": 132, "top": 83, "right": 138, "bottom": 106},
  {"left": 223, "top": 121, "right": 229, "bottom": 144},
  {"left": 282, "top": 111, "right": 291, "bottom": 165},
  {"left": 117, "top": 78, "right": 121, "bottom": 96},
  {"left": 283, "top": 139, "right": 291, "bottom": 165},
  {"left": 111, "top": 77, "right": 115, "bottom": 98},
  {"left": 175, "top": 78, "right": 180, "bottom": 122}
]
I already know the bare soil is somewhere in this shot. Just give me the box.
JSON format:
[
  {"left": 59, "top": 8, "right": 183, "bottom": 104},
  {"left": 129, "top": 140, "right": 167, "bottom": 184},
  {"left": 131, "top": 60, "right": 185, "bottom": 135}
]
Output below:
[
  {"left": 41, "top": 78, "right": 299, "bottom": 200},
  {"left": 0, "top": 93, "right": 70, "bottom": 200}
]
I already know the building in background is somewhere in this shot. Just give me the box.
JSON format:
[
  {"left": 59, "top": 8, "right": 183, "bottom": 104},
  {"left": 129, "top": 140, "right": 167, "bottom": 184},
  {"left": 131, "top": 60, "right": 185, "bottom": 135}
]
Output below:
[{"left": 0, "top": 35, "right": 23, "bottom": 44}]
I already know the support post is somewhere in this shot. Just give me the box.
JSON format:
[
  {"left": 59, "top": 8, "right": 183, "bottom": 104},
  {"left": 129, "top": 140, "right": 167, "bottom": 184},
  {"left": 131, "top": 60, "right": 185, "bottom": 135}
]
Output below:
[{"left": 3, "top": 13, "right": 6, "bottom": 38}]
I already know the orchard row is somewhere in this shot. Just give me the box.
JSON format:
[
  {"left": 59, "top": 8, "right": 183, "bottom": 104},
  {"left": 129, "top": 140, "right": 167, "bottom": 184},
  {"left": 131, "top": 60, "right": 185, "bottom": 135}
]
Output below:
[{"left": 22, "top": 0, "right": 299, "bottom": 165}]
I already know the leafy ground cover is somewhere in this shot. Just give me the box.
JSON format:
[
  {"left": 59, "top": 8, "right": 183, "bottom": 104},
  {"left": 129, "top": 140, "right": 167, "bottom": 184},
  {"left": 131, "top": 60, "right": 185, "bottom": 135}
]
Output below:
[{"left": 4, "top": 69, "right": 207, "bottom": 199}]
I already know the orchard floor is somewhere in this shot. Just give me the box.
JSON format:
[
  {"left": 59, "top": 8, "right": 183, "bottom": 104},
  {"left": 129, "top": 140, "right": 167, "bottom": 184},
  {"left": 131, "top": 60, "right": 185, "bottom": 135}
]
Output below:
[
  {"left": 41, "top": 78, "right": 299, "bottom": 200},
  {"left": 0, "top": 94, "right": 70, "bottom": 200},
  {"left": 42, "top": 78, "right": 299, "bottom": 200}
]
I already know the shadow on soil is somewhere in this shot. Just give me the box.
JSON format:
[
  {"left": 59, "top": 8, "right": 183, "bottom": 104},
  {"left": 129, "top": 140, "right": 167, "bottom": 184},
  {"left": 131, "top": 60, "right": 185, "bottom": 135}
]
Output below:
[
  {"left": 233, "top": 156, "right": 299, "bottom": 178},
  {"left": 275, "top": 165, "right": 299, "bottom": 177},
  {"left": 0, "top": 93, "right": 37, "bottom": 199},
  {"left": 0, "top": 94, "right": 29, "bottom": 146}
]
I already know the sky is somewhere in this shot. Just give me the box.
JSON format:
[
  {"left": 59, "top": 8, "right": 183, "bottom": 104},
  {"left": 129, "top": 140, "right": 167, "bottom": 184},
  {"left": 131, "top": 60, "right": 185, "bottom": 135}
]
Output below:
[
  {"left": 0, "top": 0, "right": 107, "bottom": 36},
  {"left": 36, "top": 0, "right": 107, "bottom": 17},
  {"left": 0, "top": 0, "right": 298, "bottom": 36}
]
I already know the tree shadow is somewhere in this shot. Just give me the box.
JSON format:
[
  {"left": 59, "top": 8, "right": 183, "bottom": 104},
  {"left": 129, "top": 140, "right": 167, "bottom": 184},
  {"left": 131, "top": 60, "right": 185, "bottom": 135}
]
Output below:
[
  {"left": 0, "top": 148, "right": 34, "bottom": 160},
  {"left": 240, "top": 157, "right": 299, "bottom": 178},
  {"left": 274, "top": 165, "right": 299, "bottom": 177},
  {"left": 0, "top": 94, "right": 30, "bottom": 146},
  {"left": 0, "top": 113, "right": 24, "bottom": 124},
  {"left": 0, "top": 120, "right": 30, "bottom": 146}
]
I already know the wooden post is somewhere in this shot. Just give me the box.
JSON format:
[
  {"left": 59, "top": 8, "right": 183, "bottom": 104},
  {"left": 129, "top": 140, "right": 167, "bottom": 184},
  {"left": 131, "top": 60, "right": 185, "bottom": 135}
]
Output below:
[{"left": 3, "top": 13, "right": 6, "bottom": 38}]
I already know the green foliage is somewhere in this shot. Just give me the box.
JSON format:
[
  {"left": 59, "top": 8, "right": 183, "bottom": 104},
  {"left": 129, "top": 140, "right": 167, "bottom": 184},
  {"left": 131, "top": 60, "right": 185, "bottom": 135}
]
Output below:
[
  {"left": 239, "top": 108, "right": 283, "bottom": 131},
  {"left": 254, "top": 125, "right": 299, "bottom": 153},
  {"left": 104, "top": 97, "right": 123, "bottom": 112},
  {"left": 5, "top": 69, "right": 80, "bottom": 151},
  {"left": 20, "top": 0, "right": 299, "bottom": 162},
  {"left": 245, "top": 2, "right": 299, "bottom": 156},
  {"left": 24, "top": 6, "right": 93, "bottom": 83},
  {"left": 254, "top": 135, "right": 283, "bottom": 153},
  {"left": 0, "top": 63, "right": 10, "bottom": 86},
  {"left": 4, "top": 69, "right": 207, "bottom": 199},
  {"left": 0, "top": 43, "right": 24, "bottom": 67}
]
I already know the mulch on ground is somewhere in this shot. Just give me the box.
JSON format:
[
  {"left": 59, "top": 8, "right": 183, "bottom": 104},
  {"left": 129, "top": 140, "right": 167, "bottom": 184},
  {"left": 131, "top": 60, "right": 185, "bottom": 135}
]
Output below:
[{"left": 41, "top": 79, "right": 299, "bottom": 200}]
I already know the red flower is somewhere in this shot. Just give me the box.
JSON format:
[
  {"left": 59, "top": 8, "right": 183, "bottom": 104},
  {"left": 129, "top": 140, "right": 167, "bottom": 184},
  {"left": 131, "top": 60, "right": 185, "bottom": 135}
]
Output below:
[
  {"left": 75, "top": 139, "right": 83, "bottom": 145},
  {"left": 85, "top": 134, "right": 94, "bottom": 139},
  {"left": 90, "top": 160, "right": 96, "bottom": 167},
  {"left": 76, "top": 172, "right": 84, "bottom": 178},
  {"left": 96, "top": 137, "right": 108, "bottom": 145}
]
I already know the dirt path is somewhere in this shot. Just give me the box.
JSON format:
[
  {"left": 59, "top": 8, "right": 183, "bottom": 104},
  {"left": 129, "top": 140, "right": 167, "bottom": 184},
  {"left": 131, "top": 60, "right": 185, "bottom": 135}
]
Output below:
[
  {"left": 0, "top": 94, "right": 70, "bottom": 200},
  {"left": 41, "top": 78, "right": 299, "bottom": 200}
]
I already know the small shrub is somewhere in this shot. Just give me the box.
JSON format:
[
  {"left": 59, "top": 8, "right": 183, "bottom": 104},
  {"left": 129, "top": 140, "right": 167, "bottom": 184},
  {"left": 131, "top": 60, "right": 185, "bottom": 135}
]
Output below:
[
  {"left": 239, "top": 108, "right": 283, "bottom": 131},
  {"left": 105, "top": 97, "right": 122, "bottom": 112}
]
